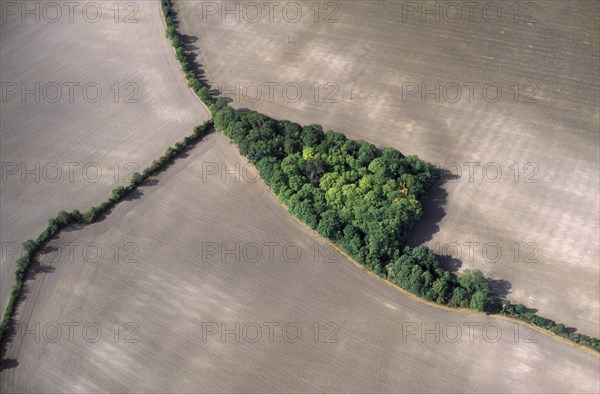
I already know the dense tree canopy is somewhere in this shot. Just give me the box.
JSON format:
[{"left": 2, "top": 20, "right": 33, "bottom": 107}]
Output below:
[
  {"left": 212, "top": 101, "right": 435, "bottom": 275},
  {"left": 210, "top": 100, "right": 495, "bottom": 311}
]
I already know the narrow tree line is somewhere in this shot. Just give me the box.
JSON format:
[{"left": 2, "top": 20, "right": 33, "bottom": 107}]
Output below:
[{"left": 0, "top": 122, "right": 213, "bottom": 340}]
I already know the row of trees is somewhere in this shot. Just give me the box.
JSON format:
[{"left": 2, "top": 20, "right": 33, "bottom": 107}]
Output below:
[
  {"left": 500, "top": 301, "right": 599, "bottom": 350},
  {"left": 163, "top": 0, "right": 214, "bottom": 108},
  {"left": 0, "top": 121, "right": 213, "bottom": 340},
  {"left": 387, "top": 247, "right": 489, "bottom": 310}
]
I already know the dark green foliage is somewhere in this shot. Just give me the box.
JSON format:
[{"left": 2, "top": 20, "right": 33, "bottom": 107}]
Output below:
[
  {"left": 197, "top": 87, "right": 214, "bottom": 105},
  {"left": 111, "top": 186, "right": 128, "bottom": 203},
  {"left": 213, "top": 107, "right": 435, "bottom": 275},
  {"left": 301, "top": 124, "right": 324, "bottom": 148},
  {"left": 71, "top": 209, "right": 83, "bottom": 223},
  {"left": 175, "top": 47, "right": 186, "bottom": 63},
  {"left": 161, "top": 0, "right": 172, "bottom": 19},
  {"left": 22, "top": 240, "right": 37, "bottom": 256},
  {"left": 165, "top": 26, "right": 181, "bottom": 48},
  {"left": 387, "top": 246, "right": 453, "bottom": 304},
  {"left": 500, "top": 300, "right": 599, "bottom": 351},
  {"left": 450, "top": 287, "right": 470, "bottom": 308},
  {"left": 188, "top": 78, "right": 202, "bottom": 93},
  {"left": 458, "top": 269, "right": 489, "bottom": 311},
  {"left": 386, "top": 248, "right": 489, "bottom": 310},
  {"left": 469, "top": 290, "right": 488, "bottom": 312},
  {"left": 164, "top": 147, "right": 176, "bottom": 160},
  {"left": 165, "top": 26, "right": 177, "bottom": 41},
  {"left": 56, "top": 210, "right": 71, "bottom": 226},
  {"left": 316, "top": 210, "right": 343, "bottom": 239},
  {"left": 83, "top": 207, "right": 100, "bottom": 224},
  {"left": 130, "top": 172, "right": 144, "bottom": 187}
]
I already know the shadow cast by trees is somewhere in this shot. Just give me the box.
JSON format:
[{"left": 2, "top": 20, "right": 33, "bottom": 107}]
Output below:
[
  {"left": 409, "top": 168, "right": 462, "bottom": 276},
  {"left": 92, "top": 190, "right": 144, "bottom": 223},
  {"left": 487, "top": 278, "right": 511, "bottom": 298},
  {"left": 167, "top": 8, "right": 214, "bottom": 91},
  {"left": 0, "top": 247, "right": 59, "bottom": 362},
  {"left": 62, "top": 223, "right": 86, "bottom": 233},
  {"left": 409, "top": 168, "right": 458, "bottom": 246},
  {"left": 436, "top": 254, "right": 462, "bottom": 273},
  {"left": 0, "top": 358, "right": 18, "bottom": 372}
]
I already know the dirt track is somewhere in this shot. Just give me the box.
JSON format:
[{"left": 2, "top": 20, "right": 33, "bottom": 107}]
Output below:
[
  {"left": 1, "top": 133, "right": 598, "bottom": 393},
  {"left": 173, "top": 0, "right": 600, "bottom": 337},
  {"left": 0, "top": 1, "right": 210, "bottom": 309}
]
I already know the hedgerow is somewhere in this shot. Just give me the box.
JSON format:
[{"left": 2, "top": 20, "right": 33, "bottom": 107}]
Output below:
[{"left": 0, "top": 121, "right": 212, "bottom": 341}]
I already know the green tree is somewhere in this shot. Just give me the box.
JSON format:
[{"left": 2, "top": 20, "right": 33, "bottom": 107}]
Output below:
[
  {"left": 459, "top": 269, "right": 488, "bottom": 294},
  {"left": 111, "top": 186, "right": 128, "bottom": 202},
  {"left": 432, "top": 271, "right": 451, "bottom": 304},
  {"left": 23, "top": 240, "right": 37, "bottom": 256},
  {"left": 553, "top": 323, "right": 566, "bottom": 334},
  {"left": 450, "top": 287, "right": 470, "bottom": 308},
  {"left": 470, "top": 289, "right": 487, "bottom": 311},
  {"left": 56, "top": 210, "right": 71, "bottom": 226},
  {"left": 301, "top": 124, "right": 324, "bottom": 148},
  {"left": 317, "top": 210, "right": 342, "bottom": 239},
  {"left": 130, "top": 172, "right": 144, "bottom": 187}
]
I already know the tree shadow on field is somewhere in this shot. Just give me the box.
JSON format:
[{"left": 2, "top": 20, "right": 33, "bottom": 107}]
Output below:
[
  {"left": 435, "top": 254, "right": 462, "bottom": 273},
  {"left": 487, "top": 278, "right": 511, "bottom": 298},
  {"left": 143, "top": 178, "right": 160, "bottom": 187},
  {"left": 63, "top": 223, "right": 86, "bottom": 233},
  {"left": 124, "top": 189, "right": 145, "bottom": 201},
  {"left": 0, "top": 358, "right": 18, "bottom": 372},
  {"left": 409, "top": 168, "right": 461, "bottom": 275},
  {"left": 168, "top": 8, "right": 213, "bottom": 91},
  {"left": 93, "top": 190, "right": 143, "bottom": 224},
  {"left": 0, "top": 250, "right": 57, "bottom": 362},
  {"left": 409, "top": 168, "right": 458, "bottom": 246},
  {"left": 94, "top": 176, "right": 165, "bottom": 223},
  {"left": 32, "top": 245, "right": 58, "bottom": 275}
]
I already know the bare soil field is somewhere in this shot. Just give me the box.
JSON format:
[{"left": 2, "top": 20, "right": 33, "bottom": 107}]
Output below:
[
  {"left": 1, "top": 133, "right": 598, "bottom": 393},
  {"left": 173, "top": 0, "right": 600, "bottom": 336},
  {"left": 0, "top": 1, "right": 210, "bottom": 309}
]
